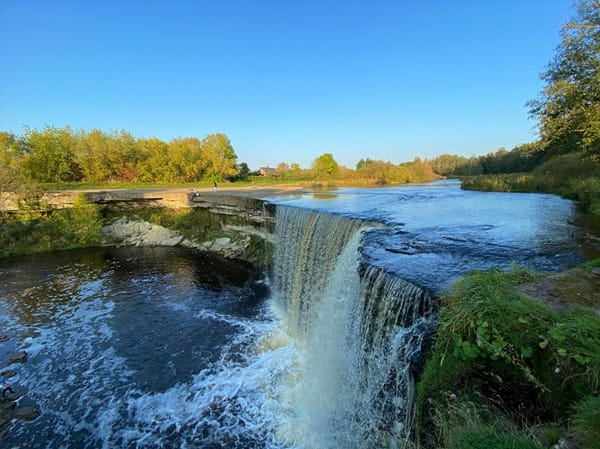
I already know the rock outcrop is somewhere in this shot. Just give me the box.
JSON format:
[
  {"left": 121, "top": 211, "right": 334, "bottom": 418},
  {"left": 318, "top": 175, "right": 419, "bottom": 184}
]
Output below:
[{"left": 102, "top": 217, "right": 268, "bottom": 264}]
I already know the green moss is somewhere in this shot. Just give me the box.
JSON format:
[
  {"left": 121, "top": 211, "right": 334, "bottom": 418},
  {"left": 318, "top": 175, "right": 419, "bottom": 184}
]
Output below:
[{"left": 583, "top": 257, "right": 600, "bottom": 269}]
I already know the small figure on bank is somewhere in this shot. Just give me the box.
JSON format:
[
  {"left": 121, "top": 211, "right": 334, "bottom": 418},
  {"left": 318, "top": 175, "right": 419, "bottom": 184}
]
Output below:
[
  {"left": 0, "top": 377, "right": 14, "bottom": 398},
  {"left": 213, "top": 181, "right": 218, "bottom": 192}
]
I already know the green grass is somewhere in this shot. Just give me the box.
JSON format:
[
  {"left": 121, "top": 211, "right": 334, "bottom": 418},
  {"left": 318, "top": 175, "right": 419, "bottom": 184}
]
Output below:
[
  {"left": 0, "top": 195, "right": 104, "bottom": 257},
  {"left": 426, "top": 394, "right": 546, "bottom": 449},
  {"left": 570, "top": 396, "right": 600, "bottom": 449},
  {"left": 416, "top": 266, "right": 600, "bottom": 448}
]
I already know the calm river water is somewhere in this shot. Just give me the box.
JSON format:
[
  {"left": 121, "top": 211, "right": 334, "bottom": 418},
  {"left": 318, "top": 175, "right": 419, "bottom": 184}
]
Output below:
[{"left": 1, "top": 181, "right": 597, "bottom": 448}]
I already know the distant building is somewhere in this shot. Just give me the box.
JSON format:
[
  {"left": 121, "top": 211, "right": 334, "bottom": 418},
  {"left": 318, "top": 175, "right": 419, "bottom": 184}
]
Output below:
[{"left": 259, "top": 167, "right": 279, "bottom": 176}]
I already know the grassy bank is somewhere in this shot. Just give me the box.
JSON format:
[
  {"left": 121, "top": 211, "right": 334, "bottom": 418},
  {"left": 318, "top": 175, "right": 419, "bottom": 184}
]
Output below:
[
  {"left": 416, "top": 265, "right": 600, "bottom": 449},
  {"left": 0, "top": 195, "right": 104, "bottom": 258},
  {"left": 461, "top": 153, "right": 600, "bottom": 215}
]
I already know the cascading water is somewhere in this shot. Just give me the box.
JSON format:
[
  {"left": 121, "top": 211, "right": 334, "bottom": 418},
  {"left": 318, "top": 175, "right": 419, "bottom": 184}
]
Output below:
[
  {"left": 269, "top": 205, "right": 436, "bottom": 448},
  {"left": 3, "top": 184, "right": 589, "bottom": 448}
]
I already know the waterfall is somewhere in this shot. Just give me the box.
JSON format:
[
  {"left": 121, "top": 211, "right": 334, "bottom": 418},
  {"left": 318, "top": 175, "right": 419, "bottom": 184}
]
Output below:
[{"left": 270, "top": 205, "right": 436, "bottom": 449}]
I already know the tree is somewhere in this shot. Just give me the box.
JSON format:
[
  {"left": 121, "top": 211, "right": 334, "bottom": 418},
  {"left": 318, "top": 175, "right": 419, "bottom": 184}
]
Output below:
[
  {"left": 136, "top": 137, "right": 170, "bottom": 182},
  {"left": 312, "top": 153, "right": 339, "bottom": 179},
  {"left": 21, "top": 126, "right": 81, "bottom": 183},
  {"left": 77, "top": 129, "right": 139, "bottom": 182},
  {"left": 200, "top": 133, "right": 238, "bottom": 181},
  {"left": 168, "top": 137, "right": 203, "bottom": 182},
  {"left": 528, "top": 0, "right": 600, "bottom": 158},
  {"left": 287, "top": 163, "right": 303, "bottom": 177},
  {"left": 235, "top": 162, "right": 250, "bottom": 181},
  {"left": 276, "top": 162, "right": 289, "bottom": 174},
  {"left": 0, "top": 132, "right": 27, "bottom": 207}
]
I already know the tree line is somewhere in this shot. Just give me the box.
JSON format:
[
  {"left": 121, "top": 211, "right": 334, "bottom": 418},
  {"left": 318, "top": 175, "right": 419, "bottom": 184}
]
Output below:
[
  {"left": 429, "top": 141, "right": 545, "bottom": 177},
  {"left": 1, "top": 127, "right": 440, "bottom": 188},
  {"left": 0, "top": 127, "right": 238, "bottom": 185}
]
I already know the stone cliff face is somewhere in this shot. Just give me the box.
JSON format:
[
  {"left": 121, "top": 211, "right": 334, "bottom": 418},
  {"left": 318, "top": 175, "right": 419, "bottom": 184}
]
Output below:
[
  {"left": 99, "top": 193, "right": 275, "bottom": 266},
  {"left": 0, "top": 189, "right": 281, "bottom": 265}
]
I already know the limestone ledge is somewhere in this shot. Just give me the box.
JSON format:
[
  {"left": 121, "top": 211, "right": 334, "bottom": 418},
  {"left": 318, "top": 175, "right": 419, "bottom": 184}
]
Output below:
[{"left": 102, "top": 217, "right": 271, "bottom": 263}]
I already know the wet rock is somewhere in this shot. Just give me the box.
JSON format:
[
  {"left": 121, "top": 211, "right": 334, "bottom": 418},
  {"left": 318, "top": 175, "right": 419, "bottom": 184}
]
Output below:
[
  {"left": 13, "top": 406, "right": 39, "bottom": 421},
  {"left": 8, "top": 351, "right": 27, "bottom": 364},
  {"left": 214, "top": 237, "right": 231, "bottom": 246},
  {"left": 519, "top": 266, "right": 600, "bottom": 314},
  {"left": 4, "top": 389, "right": 26, "bottom": 402}
]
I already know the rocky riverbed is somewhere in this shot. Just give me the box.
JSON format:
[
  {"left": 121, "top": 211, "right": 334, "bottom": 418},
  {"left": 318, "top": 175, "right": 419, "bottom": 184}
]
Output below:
[{"left": 1, "top": 342, "right": 39, "bottom": 440}]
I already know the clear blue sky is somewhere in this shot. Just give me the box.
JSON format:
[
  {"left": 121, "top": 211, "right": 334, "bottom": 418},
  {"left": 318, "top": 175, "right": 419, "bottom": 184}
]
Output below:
[{"left": 0, "top": 0, "right": 574, "bottom": 170}]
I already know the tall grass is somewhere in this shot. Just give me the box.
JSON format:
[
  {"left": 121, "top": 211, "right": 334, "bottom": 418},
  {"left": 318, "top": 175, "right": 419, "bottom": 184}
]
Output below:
[
  {"left": 416, "top": 266, "right": 600, "bottom": 448},
  {"left": 570, "top": 396, "right": 600, "bottom": 449}
]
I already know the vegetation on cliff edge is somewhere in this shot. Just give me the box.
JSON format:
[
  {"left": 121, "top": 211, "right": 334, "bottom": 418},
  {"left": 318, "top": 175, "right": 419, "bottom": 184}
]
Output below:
[{"left": 416, "top": 266, "right": 600, "bottom": 449}]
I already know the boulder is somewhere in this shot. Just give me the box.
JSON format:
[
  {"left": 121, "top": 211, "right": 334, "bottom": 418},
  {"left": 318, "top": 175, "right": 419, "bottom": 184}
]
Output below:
[
  {"left": 8, "top": 351, "right": 27, "bottom": 364},
  {"left": 13, "top": 406, "right": 39, "bottom": 421}
]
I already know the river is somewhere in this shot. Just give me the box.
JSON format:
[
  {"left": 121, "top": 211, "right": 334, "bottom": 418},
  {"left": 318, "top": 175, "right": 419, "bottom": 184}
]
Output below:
[{"left": 1, "top": 181, "right": 597, "bottom": 448}]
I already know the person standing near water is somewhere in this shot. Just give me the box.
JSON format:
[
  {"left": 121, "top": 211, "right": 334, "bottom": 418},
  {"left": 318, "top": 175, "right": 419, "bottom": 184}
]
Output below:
[{"left": 213, "top": 181, "right": 218, "bottom": 192}]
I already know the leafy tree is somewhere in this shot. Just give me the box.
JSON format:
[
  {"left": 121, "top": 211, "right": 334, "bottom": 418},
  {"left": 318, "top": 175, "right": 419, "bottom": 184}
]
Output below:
[
  {"left": 356, "top": 157, "right": 376, "bottom": 170},
  {"left": 235, "top": 162, "right": 250, "bottom": 181},
  {"left": 77, "top": 129, "right": 139, "bottom": 182},
  {"left": 276, "top": 162, "right": 289, "bottom": 174},
  {"left": 21, "top": 126, "right": 81, "bottom": 183},
  {"left": 200, "top": 133, "right": 238, "bottom": 181},
  {"left": 167, "top": 137, "right": 203, "bottom": 182},
  {"left": 0, "top": 132, "right": 27, "bottom": 206},
  {"left": 287, "top": 162, "right": 303, "bottom": 177},
  {"left": 312, "top": 152, "right": 339, "bottom": 179},
  {"left": 136, "top": 137, "right": 170, "bottom": 182},
  {"left": 528, "top": 0, "right": 600, "bottom": 158}
]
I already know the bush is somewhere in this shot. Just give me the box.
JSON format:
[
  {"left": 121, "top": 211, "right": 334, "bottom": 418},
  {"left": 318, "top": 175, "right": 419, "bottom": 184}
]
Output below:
[
  {"left": 461, "top": 175, "right": 513, "bottom": 192},
  {"left": 566, "top": 177, "right": 600, "bottom": 211}
]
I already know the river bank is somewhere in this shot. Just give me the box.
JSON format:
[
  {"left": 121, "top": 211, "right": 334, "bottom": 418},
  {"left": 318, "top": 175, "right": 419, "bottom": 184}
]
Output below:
[{"left": 416, "top": 263, "right": 600, "bottom": 449}]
